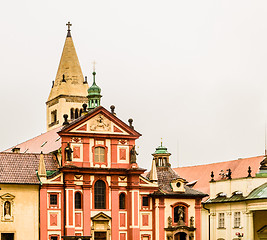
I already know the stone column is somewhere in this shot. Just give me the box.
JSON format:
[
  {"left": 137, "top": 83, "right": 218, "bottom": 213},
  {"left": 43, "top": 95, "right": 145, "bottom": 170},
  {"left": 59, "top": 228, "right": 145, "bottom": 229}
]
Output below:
[{"left": 246, "top": 211, "right": 254, "bottom": 240}]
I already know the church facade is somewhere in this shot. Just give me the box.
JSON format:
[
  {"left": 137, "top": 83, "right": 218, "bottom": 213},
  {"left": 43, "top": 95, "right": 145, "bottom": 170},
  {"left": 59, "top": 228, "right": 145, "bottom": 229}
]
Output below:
[{"left": 0, "top": 23, "right": 206, "bottom": 240}]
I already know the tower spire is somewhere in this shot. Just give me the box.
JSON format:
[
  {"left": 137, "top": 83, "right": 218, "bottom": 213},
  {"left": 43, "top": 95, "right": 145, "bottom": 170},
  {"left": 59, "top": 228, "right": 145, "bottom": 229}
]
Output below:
[{"left": 46, "top": 23, "right": 89, "bottom": 130}]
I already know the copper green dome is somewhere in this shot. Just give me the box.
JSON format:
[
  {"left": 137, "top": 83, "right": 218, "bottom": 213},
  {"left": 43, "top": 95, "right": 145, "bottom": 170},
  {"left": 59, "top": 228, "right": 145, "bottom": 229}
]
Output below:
[
  {"left": 154, "top": 142, "right": 169, "bottom": 154},
  {"left": 88, "top": 72, "right": 101, "bottom": 96},
  {"left": 87, "top": 72, "right": 102, "bottom": 110}
]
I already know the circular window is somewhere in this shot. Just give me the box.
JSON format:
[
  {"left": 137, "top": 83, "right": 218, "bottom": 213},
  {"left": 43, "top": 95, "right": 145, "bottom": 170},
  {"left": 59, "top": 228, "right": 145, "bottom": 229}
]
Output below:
[{"left": 176, "top": 182, "right": 181, "bottom": 188}]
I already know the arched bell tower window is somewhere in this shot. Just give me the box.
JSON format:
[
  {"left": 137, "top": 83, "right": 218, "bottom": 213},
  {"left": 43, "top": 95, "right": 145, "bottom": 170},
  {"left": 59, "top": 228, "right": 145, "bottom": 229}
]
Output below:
[
  {"left": 79, "top": 108, "right": 83, "bottom": 117},
  {"left": 75, "top": 192, "right": 82, "bottom": 209},
  {"left": 119, "top": 193, "right": 126, "bottom": 209},
  {"left": 75, "top": 108, "right": 79, "bottom": 119},
  {"left": 94, "top": 180, "right": 106, "bottom": 209},
  {"left": 70, "top": 108, "right": 74, "bottom": 119}
]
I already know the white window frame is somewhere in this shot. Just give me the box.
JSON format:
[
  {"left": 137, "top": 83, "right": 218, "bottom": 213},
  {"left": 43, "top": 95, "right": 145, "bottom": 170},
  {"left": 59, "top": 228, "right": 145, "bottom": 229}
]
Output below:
[
  {"left": 218, "top": 213, "right": 225, "bottom": 228},
  {"left": 234, "top": 212, "right": 241, "bottom": 228}
]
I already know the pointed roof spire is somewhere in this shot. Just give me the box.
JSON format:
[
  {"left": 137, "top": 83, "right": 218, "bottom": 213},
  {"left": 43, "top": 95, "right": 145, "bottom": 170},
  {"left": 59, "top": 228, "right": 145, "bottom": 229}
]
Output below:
[
  {"left": 47, "top": 23, "right": 88, "bottom": 102},
  {"left": 149, "top": 158, "right": 158, "bottom": 183},
  {"left": 38, "top": 152, "right": 47, "bottom": 178}
]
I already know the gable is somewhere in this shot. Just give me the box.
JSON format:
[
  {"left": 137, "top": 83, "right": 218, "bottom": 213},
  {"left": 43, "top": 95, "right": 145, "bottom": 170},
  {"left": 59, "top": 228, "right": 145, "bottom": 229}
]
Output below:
[
  {"left": 70, "top": 113, "right": 130, "bottom": 135},
  {"left": 60, "top": 106, "right": 141, "bottom": 138},
  {"left": 91, "top": 212, "right": 111, "bottom": 221}
]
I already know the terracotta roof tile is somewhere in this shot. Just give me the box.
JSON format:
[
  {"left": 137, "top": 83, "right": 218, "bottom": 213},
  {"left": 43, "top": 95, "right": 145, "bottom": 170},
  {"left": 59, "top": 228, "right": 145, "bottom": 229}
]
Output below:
[
  {"left": 174, "top": 155, "right": 263, "bottom": 195},
  {"left": 4, "top": 127, "right": 62, "bottom": 154},
  {"left": 0, "top": 152, "right": 58, "bottom": 184},
  {"left": 147, "top": 167, "right": 206, "bottom": 197}
]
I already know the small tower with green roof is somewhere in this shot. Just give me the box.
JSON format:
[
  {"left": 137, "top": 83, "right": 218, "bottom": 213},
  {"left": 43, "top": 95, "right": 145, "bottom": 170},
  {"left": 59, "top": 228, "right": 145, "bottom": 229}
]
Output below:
[
  {"left": 152, "top": 140, "right": 171, "bottom": 167},
  {"left": 87, "top": 71, "right": 102, "bottom": 111}
]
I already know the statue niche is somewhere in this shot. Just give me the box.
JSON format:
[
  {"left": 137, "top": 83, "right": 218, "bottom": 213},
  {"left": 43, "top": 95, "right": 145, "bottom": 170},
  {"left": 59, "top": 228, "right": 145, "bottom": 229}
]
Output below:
[
  {"left": 0, "top": 193, "right": 15, "bottom": 222},
  {"left": 4, "top": 201, "right": 11, "bottom": 217}
]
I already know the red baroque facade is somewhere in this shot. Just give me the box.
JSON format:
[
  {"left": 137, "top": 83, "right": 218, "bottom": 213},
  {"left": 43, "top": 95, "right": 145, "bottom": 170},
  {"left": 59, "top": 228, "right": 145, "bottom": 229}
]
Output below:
[{"left": 39, "top": 106, "right": 206, "bottom": 240}]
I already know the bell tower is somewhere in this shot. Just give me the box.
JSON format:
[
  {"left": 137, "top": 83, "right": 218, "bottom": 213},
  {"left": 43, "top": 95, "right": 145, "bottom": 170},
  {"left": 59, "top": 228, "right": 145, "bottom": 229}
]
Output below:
[
  {"left": 87, "top": 69, "right": 102, "bottom": 111},
  {"left": 46, "top": 22, "right": 89, "bottom": 130}
]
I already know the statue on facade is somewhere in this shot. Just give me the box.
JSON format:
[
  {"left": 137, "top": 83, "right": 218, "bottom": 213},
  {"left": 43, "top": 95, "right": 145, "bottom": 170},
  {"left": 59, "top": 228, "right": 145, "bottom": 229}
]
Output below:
[
  {"left": 130, "top": 145, "right": 138, "bottom": 163},
  {"left": 65, "top": 143, "right": 73, "bottom": 161},
  {"left": 167, "top": 235, "right": 173, "bottom": 240},
  {"left": 190, "top": 216, "right": 194, "bottom": 228},
  {"left": 177, "top": 206, "right": 185, "bottom": 225},
  {"left": 4, "top": 201, "right": 11, "bottom": 217},
  {"left": 168, "top": 216, "right": 172, "bottom": 227}
]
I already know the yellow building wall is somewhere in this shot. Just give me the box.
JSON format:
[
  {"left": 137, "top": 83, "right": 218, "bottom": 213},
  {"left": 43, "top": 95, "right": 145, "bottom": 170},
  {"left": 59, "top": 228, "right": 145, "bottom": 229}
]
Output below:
[{"left": 0, "top": 184, "right": 39, "bottom": 240}]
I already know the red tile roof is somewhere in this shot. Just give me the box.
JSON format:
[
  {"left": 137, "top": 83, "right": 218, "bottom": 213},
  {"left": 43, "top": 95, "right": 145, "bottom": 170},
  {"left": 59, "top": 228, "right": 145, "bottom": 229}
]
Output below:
[
  {"left": 174, "top": 156, "right": 264, "bottom": 195},
  {"left": 4, "top": 127, "right": 62, "bottom": 154},
  {"left": 0, "top": 152, "right": 58, "bottom": 184},
  {"left": 146, "top": 166, "right": 207, "bottom": 197}
]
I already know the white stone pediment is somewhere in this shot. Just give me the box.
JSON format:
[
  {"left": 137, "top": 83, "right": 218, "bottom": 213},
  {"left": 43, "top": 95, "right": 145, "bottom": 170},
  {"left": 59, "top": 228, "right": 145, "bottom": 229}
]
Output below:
[
  {"left": 0, "top": 193, "right": 15, "bottom": 201},
  {"left": 71, "top": 113, "right": 130, "bottom": 135}
]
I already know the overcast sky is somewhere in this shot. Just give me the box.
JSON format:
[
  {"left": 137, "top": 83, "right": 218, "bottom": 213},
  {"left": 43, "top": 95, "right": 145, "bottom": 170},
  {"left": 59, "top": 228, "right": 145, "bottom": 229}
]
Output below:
[{"left": 1, "top": 0, "right": 267, "bottom": 170}]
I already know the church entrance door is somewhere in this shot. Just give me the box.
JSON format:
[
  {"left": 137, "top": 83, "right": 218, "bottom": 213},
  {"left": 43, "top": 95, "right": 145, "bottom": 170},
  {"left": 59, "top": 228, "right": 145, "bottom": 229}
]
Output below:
[
  {"left": 174, "top": 232, "right": 187, "bottom": 240},
  {"left": 1, "top": 233, "right": 14, "bottom": 240},
  {"left": 94, "top": 232, "right": 106, "bottom": 240}
]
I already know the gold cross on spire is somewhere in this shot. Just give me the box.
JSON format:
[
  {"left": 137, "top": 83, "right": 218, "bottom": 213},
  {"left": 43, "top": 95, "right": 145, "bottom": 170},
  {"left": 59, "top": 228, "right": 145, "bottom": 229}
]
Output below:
[
  {"left": 66, "top": 21, "right": 72, "bottom": 31},
  {"left": 92, "top": 61, "right": 97, "bottom": 72}
]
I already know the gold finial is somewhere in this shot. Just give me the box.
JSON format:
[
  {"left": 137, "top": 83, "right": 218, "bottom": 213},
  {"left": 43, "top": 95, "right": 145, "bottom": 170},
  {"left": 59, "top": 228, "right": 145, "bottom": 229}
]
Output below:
[
  {"left": 92, "top": 61, "right": 97, "bottom": 72},
  {"left": 161, "top": 138, "right": 163, "bottom": 147}
]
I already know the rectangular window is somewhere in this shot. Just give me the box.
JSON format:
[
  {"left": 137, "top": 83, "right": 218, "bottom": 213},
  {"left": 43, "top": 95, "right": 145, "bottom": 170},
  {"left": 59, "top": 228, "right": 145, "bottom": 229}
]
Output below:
[
  {"left": 50, "top": 236, "right": 58, "bottom": 240},
  {"left": 142, "top": 196, "right": 149, "bottom": 207},
  {"left": 50, "top": 194, "right": 58, "bottom": 206},
  {"left": 234, "top": 212, "right": 241, "bottom": 228},
  {"left": 218, "top": 213, "right": 225, "bottom": 228},
  {"left": 1, "top": 233, "right": 14, "bottom": 240},
  {"left": 95, "top": 147, "right": 105, "bottom": 163}
]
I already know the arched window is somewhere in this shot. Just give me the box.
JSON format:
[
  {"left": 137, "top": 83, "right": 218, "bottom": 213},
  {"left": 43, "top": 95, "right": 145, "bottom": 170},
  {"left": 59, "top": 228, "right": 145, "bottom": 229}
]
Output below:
[
  {"left": 75, "top": 109, "right": 79, "bottom": 119},
  {"left": 119, "top": 193, "right": 126, "bottom": 209},
  {"left": 75, "top": 192, "right": 82, "bottom": 209},
  {"left": 94, "top": 147, "right": 105, "bottom": 163},
  {"left": 70, "top": 108, "right": 74, "bottom": 119},
  {"left": 94, "top": 180, "right": 106, "bottom": 209},
  {"left": 79, "top": 108, "right": 83, "bottom": 116}
]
